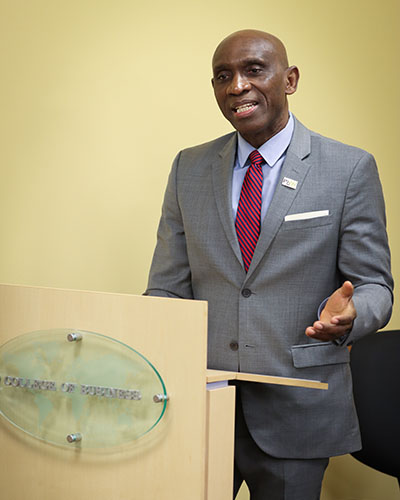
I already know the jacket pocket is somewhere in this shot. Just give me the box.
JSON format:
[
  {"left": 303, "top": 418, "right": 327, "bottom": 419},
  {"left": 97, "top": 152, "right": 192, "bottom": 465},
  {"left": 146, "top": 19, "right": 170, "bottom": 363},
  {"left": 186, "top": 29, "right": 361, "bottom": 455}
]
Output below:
[
  {"left": 281, "top": 215, "right": 332, "bottom": 231},
  {"left": 291, "top": 342, "right": 350, "bottom": 368}
]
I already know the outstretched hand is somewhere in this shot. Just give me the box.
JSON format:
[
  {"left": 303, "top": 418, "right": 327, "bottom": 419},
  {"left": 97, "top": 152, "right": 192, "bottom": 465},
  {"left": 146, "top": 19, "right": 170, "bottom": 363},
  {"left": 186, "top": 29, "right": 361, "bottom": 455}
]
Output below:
[{"left": 305, "top": 281, "right": 357, "bottom": 342}]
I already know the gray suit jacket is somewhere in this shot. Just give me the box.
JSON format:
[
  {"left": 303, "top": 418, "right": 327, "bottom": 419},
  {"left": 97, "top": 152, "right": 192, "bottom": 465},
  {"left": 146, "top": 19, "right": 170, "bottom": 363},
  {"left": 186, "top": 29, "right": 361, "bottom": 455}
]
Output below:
[{"left": 145, "top": 117, "right": 393, "bottom": 458}]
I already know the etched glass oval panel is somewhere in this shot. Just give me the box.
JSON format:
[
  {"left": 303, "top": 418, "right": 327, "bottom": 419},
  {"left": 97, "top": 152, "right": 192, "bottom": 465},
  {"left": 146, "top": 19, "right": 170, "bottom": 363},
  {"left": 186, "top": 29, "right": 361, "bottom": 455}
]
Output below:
[{"left": 0, "top": 329, "right": 168, "bottom": 449}]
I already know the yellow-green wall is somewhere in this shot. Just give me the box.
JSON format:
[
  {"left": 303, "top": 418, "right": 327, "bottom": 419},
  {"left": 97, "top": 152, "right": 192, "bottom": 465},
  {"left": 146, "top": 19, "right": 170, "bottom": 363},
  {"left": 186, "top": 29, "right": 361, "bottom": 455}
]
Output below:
[{"left": 0, "top": 1, "right": 399, "bottom": 499}]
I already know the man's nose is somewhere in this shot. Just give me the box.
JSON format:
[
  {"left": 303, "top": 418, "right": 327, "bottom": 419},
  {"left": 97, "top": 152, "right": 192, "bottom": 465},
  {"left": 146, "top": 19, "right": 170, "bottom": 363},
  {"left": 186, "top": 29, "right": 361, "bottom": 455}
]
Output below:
[{"left": 228, "top": 73, "right": 250, "bottom": 94}]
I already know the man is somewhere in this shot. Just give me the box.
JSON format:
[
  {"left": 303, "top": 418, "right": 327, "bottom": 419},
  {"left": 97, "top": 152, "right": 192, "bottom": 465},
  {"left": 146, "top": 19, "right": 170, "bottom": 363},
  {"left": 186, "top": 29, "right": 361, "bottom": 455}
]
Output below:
[{"left": 145, "top": 30, "right": 393, "bottom": 500}]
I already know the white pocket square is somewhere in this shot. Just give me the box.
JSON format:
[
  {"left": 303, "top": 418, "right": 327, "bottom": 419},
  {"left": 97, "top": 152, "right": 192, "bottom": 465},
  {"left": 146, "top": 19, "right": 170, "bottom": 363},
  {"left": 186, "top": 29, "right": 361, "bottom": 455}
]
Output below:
[{"left": 284, "top": 210, "right": 330, "bottom": 222}]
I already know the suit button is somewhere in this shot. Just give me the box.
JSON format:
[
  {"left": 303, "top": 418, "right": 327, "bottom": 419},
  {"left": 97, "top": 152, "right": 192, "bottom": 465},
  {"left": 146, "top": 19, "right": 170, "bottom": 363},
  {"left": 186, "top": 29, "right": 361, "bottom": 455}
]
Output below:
[
  {"left": 229, "top": 341, "right": 239, "bottom": 351},
  {"left": 242, "top": 288, "right": 252, "bottom": 298}
]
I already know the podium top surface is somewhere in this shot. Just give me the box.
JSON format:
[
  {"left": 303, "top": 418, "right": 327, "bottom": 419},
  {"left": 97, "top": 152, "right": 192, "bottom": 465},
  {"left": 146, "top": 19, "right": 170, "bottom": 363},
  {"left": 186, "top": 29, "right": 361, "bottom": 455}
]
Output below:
[{"left": 206, "top": 369, "right": 328, "bottom": 390}]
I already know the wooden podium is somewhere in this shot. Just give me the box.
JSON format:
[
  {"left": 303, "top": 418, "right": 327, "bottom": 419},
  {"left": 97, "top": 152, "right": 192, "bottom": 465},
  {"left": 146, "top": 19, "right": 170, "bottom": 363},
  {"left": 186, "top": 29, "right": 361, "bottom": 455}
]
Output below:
[{"left": 0, "top": 284, "right": 326, "bottom": 500}]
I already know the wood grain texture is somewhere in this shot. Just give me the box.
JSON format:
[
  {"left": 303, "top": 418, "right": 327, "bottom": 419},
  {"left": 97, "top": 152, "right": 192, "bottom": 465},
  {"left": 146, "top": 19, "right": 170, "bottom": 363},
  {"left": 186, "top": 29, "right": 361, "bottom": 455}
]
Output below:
[
  {"left": 0, "top": 284, "right": 208, "bottom": 500},
  {"left": 205, "top": 385, "right": 236, "bottom": 500},
  {"left": 207, "top": 369, "right": 328, "bottom": 390}
]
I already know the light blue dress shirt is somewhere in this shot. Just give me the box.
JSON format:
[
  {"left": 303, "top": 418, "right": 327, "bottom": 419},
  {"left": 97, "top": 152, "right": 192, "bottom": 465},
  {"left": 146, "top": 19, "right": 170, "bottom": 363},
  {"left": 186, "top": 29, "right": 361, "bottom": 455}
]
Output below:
[{"left": 232, "top": 113, "right": 294, "bottom": 223}]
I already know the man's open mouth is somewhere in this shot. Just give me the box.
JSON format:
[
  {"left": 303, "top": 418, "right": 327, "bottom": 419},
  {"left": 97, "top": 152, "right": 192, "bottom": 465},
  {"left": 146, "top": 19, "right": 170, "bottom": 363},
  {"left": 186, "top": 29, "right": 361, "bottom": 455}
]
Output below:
[{"left": 233, "top": 102, "right": 257, "bottom": 115}]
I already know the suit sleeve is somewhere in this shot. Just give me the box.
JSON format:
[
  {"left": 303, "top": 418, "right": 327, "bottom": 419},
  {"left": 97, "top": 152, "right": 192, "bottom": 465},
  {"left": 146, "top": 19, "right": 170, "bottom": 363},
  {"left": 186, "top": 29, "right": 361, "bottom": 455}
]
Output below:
[
  {"left": 338, "top": 151, "right": 393, "bottom": 344},
  {"left": 144, "top": 152, "right": 194, "bottom": 299}
]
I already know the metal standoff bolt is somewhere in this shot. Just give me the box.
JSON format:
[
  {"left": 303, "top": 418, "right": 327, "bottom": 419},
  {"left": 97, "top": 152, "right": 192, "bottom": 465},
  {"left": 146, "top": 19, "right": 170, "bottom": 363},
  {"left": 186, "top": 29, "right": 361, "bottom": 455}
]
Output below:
[
  {"left": 153, "top": 394, "right": 169, "bottom": 403},
  {"left": 66, "top": 433, "right": 82, "bottom": 443},
  {"left": 67, "top": 332, "right": 82, "bottom": 342}
]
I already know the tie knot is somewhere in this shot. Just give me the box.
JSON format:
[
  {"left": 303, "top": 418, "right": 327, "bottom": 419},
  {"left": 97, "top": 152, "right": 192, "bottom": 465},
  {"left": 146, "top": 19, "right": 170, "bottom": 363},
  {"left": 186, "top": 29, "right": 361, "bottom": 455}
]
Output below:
[{"left": 249, "top": 150, "right": 264, "bottom": 167}]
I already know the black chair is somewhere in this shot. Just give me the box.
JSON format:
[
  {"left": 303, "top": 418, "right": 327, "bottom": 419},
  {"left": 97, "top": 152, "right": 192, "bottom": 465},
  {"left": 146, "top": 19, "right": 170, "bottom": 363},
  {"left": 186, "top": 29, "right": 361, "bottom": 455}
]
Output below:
[{"left": 350, "top": 330, "right": 400, "bottom": 485}]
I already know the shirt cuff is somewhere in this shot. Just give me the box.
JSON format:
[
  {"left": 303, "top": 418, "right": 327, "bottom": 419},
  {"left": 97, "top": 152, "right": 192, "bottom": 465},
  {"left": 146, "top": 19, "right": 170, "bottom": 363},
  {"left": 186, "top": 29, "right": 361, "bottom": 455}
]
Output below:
[{"left": 317, "top": 298, "right": 328, "bottom": 319}]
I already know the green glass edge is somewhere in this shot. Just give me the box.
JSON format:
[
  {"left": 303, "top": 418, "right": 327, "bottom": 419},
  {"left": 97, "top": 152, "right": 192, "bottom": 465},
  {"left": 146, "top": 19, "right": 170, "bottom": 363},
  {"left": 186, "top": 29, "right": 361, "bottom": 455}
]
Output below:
[{"left": 75, "top": 329, "right": 169, "bottom": 437}]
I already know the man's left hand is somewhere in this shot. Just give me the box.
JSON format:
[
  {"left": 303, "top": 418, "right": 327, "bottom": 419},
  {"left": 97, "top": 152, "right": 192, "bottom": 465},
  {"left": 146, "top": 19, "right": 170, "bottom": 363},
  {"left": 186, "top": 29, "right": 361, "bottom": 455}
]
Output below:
[{"left": 305, "top": 281, "right": 357, "bottom": 341}]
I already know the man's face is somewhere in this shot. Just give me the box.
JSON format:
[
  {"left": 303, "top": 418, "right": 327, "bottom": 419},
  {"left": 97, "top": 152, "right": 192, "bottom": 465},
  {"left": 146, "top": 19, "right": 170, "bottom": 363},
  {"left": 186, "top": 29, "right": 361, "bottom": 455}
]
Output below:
[{"left": 212, "top": 34, "right": 298, "bottom": 148}]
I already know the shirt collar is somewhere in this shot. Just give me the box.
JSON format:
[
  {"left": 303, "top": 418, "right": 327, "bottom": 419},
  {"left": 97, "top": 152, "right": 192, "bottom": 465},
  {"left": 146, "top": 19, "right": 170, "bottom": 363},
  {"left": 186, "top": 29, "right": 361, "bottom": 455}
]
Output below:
[{"left": 236, "top": 112, "right": 294, "bottom": 169}]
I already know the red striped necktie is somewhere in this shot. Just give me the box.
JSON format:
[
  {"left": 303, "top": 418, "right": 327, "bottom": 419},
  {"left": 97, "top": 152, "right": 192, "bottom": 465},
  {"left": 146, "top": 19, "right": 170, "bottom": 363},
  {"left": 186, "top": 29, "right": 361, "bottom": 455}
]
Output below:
[{"left": 235, "top": 150, "right": 264, "bottom": 272}]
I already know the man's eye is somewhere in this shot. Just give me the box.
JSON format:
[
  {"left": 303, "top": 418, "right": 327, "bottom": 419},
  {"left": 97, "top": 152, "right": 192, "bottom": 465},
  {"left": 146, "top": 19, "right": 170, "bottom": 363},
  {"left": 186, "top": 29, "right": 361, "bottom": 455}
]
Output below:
[
  {"left": 249, "top": 67, "right": 262, "bottom": 74},
  {"left": 217, "top": 73, "right": 229, "bottom": 81}
]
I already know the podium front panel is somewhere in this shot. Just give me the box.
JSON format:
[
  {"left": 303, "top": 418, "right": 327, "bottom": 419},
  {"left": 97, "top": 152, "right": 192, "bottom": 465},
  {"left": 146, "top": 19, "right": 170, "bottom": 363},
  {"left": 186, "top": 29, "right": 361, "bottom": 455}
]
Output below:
[{"left": 0, "top": 284, "right": 208, "bottom": 500}]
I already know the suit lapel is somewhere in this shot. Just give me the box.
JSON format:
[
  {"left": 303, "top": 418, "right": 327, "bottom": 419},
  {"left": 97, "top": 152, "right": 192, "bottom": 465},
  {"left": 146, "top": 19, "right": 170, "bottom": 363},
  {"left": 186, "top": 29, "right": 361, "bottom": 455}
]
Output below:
[
  {"left": 211, "top": 133, "right": 244, "bottom": 266},
  {"left": 210, "top": 119, "right": 314, "bottom": 276},
  {"left": 246, "top": 118, "right": 313, "bottom": 278}
]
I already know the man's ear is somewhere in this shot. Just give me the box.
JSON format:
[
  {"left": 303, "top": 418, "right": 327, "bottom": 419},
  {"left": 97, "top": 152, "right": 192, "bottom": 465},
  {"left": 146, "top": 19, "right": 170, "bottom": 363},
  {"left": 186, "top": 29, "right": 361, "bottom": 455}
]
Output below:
[
  {"left": 211, "top": 77, "right": 215, "bottom": 89},
  {"left": 285, "top": 66, "right": 299, "bottom": 95}
]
